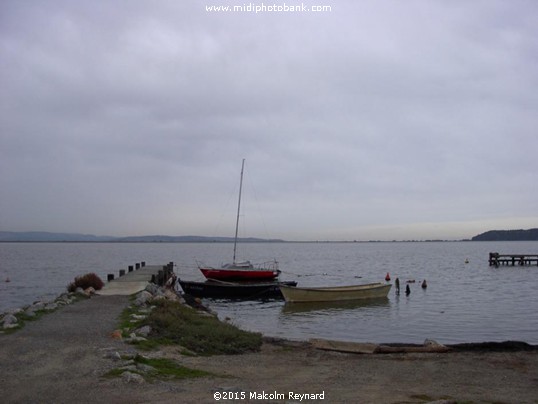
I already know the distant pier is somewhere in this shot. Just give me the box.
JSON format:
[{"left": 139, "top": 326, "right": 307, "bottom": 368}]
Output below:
[
  {"left": 98, "top": 262, "right": 175, "bottom": 295},
  {"left": 489, "top": 253, "right": 538, "bottom": 267}
]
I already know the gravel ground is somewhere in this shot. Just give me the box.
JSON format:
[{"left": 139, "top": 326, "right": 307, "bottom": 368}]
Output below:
[{"left": 1, "top": 295, "right": 537, "bottom": 404}]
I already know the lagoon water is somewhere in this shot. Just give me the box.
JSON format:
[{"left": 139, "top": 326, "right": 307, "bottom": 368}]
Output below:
[{"left": 1, "top": 241, "right": 537, "bottom": 344}]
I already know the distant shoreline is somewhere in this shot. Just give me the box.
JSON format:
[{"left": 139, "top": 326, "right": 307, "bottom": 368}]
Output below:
[
  {"left": 1, "top": 228, "right": 537, "bottom": 243},
  {"left": 0, "top": 239, "right": 473, "bottom": 243}
]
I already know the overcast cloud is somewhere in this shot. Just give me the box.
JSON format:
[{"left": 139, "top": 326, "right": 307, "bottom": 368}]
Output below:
[{"left": 1, "top": 1, "right": 537, "bottom": 241}]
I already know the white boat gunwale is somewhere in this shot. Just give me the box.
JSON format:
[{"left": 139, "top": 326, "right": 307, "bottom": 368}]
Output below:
[{"left": 279, "top": 282, "right": 386, "bottom": 293}]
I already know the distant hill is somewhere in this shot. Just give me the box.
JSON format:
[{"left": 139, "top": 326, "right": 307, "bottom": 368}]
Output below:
[
  {"left": 0, "top": 231, "right": 284, "bottom": 243},
  {"left": 471, "top": 228, "right": 538, "bottom": 241},
  {"left": 0, "top": 231, "right": 115, "bottom": 242},
  {"left": 115, "top": 235, "right": 283, "bottom": 243}
]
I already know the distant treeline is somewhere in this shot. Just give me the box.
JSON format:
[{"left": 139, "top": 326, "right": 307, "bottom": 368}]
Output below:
[{"left": 472, "top": 228, "right": 538, "bottom": 241}]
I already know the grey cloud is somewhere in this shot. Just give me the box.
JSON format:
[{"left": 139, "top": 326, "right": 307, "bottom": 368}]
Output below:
[{"left": 1, "top": 1, "right": 537, "bottom": 240}]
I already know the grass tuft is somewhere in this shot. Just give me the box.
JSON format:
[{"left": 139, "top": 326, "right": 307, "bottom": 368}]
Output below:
[
  {"left": 126, "top": 299, "right": 262, "bottom": 355},
  {"left": 104, "top": 354, "right": 213, "bottom": 381}
]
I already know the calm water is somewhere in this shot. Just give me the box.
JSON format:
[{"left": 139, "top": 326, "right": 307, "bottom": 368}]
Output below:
[{"left": 1, "top": 241, "right": 537, "bottom": 344}]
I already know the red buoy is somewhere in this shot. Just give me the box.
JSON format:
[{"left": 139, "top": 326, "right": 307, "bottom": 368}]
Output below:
[{"left": 385, "top": 272, "right": 391, "bottom": 281}]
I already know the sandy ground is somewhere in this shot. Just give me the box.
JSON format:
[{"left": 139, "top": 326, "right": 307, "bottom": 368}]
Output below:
[{"left": 1, "top": 295, "right": 537, "bottom": 404}]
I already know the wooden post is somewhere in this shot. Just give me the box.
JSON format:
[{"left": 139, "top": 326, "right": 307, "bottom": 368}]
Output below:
[
  {"left": 107, "top": 274, "right": 114, "bottom": 282},
  {"left": 141, "top": 261, "right": 146, "bottom": 267},
  {"left": 128, "top": 265, "right": 133, "bottom": 272},
  {"left": 119, "top": 269, "right": 125, "bottom": 277},
  {"left": 136, "top": 263, "right": 140, "bottom": 269}
]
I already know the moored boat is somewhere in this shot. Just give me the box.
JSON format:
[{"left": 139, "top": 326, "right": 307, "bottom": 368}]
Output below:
[
  {"left": 178, "top": 278, "right": 296, "bottom": 299},
  {"left": 198, "top": 260, "right": 280, "bottom": 281},
  {"left": 279, "top": 282, "right": 392, "bottom": 303},
  {"left": 198, "top": 159, "right": 280, "bottom": 281}
]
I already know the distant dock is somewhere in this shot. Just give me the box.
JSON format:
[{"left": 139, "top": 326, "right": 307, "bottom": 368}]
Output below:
[
  {"left": 489, "top": 253, "right": 538, "bottom": 267},
  {"left": 98, "top": 262, "right": 174, "bottom": 295}
]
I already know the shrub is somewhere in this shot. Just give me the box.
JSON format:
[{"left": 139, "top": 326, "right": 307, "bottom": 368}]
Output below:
[{"left": 67, "top": 272, "right": 105, "bottom": 292}]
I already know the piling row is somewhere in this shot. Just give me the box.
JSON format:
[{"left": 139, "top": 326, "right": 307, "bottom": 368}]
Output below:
[
  {"left": 151, "top": 262, "right": 175, "bottom": 287},
  {"left": 107, "top": 261, "right": 147, "bottom": 282},
  {"left": 489, "top": 253, "right": 538, "bottom": 267},
  {"left": 107, "top": 261, "right": 175, "bottom": 287}
]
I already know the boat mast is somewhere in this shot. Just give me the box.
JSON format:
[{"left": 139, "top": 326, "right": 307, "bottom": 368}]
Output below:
[{"left": 232, "top": 159, "right": 245, "bottom": 264}]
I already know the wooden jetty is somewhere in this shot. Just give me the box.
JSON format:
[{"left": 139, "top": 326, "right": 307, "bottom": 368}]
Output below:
[
  {"left": 489, "top": 253, "right": 538, "bottom": 267},
  {"left": 98, "top": 262, "right": 175, "bottom": 295}
]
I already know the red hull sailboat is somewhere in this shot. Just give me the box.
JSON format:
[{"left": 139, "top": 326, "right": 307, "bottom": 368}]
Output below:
[
  {"left": 199, "top": 261, "right": 280, "bottom": 281},
  {"left": 198, "top": 159, "right": 280, "bottom": 281}
]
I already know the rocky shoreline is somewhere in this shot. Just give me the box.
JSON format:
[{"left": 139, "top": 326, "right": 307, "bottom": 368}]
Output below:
[{"left": 1, "top": 285, "right": 98, "bottom": 331}]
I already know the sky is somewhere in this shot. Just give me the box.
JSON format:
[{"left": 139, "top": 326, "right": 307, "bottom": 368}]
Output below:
[{"left": 1, "top": 1, "right": 537, "bottom": 241}]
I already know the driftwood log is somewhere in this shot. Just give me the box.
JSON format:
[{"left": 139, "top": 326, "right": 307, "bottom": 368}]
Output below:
[{"left": 309, "top": 338, "right": 450, "bottom": 354}]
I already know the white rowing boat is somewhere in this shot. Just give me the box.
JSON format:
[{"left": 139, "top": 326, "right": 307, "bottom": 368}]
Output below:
[{"left": 279, "top": 282, "right": 391, "bottom": 303}]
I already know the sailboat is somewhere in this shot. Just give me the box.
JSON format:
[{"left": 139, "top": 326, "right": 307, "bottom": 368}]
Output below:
[{"left": 198, "top": 159, "right": 281, "bottom": 281}]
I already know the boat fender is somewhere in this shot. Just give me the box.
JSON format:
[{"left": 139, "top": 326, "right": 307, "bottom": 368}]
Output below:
[
  {"left": 421, "top": 280, "right": 427, "bottom": 289},
  {"left": 385, "top": 272, "right": 391, "bottom": 281},
  {"left": 405, "top": 285, "right": 411, "bottom": 295}
]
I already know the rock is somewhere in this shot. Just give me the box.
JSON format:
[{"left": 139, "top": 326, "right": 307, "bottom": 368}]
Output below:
[
  {"left": 424, "top": 339, "right": 446, "bottom": 349},
  {"left": 134, "top": 325, "right": 151, "bottom": 337},
  {"left": 120, "top": 365, "right": 138, "bottom": 372},
  {"left": 56, "top": 294, "right": 72, "bottom": 305},
  {"left": 122, "top": 371, "right": 145, "bottom": 384},
  {"left": 5, "top": 307, "right": 23, "bottom": 316},
  {"left": 44, "top": 303, "right": 58, "bottom": 311},
  {"left": 118, "top": 352, "right": 136, "bottom": 360},
  {"left": 126, "top": 333, "right": 147, "bottom": 343},
  {"left": 145, "top": 283, "right": 160, "bottom": 295},
  {"left": 163, "top": 289, "right": 180, "bottom": 302},
  {"left": 134, "top": 291, "right": 153, "bottom": 306},
  {"left": 84, "top": 287, "right": 96, "bottom": 296},
  {"left": 136, "top": 363, "right": 156, "bottom": 373},
  {"left": 1, "top": 314, "right": 18, "bottom": 328},
  {"left": 106, "top": 351, "right": 122, "bottom": 361},
  {"left": 31, "top": 301, "right": 45, "bottom": 310},
  {"left": 75, "top": 287, "right": 86, "bottom": 297},
  {"left": 130, "top": 314, "right": 146, "bottom": 321}
]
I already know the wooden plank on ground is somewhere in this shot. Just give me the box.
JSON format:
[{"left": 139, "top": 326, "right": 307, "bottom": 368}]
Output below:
[{"left": 309, "top": 338, "right": 379, "bottom": 354}]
